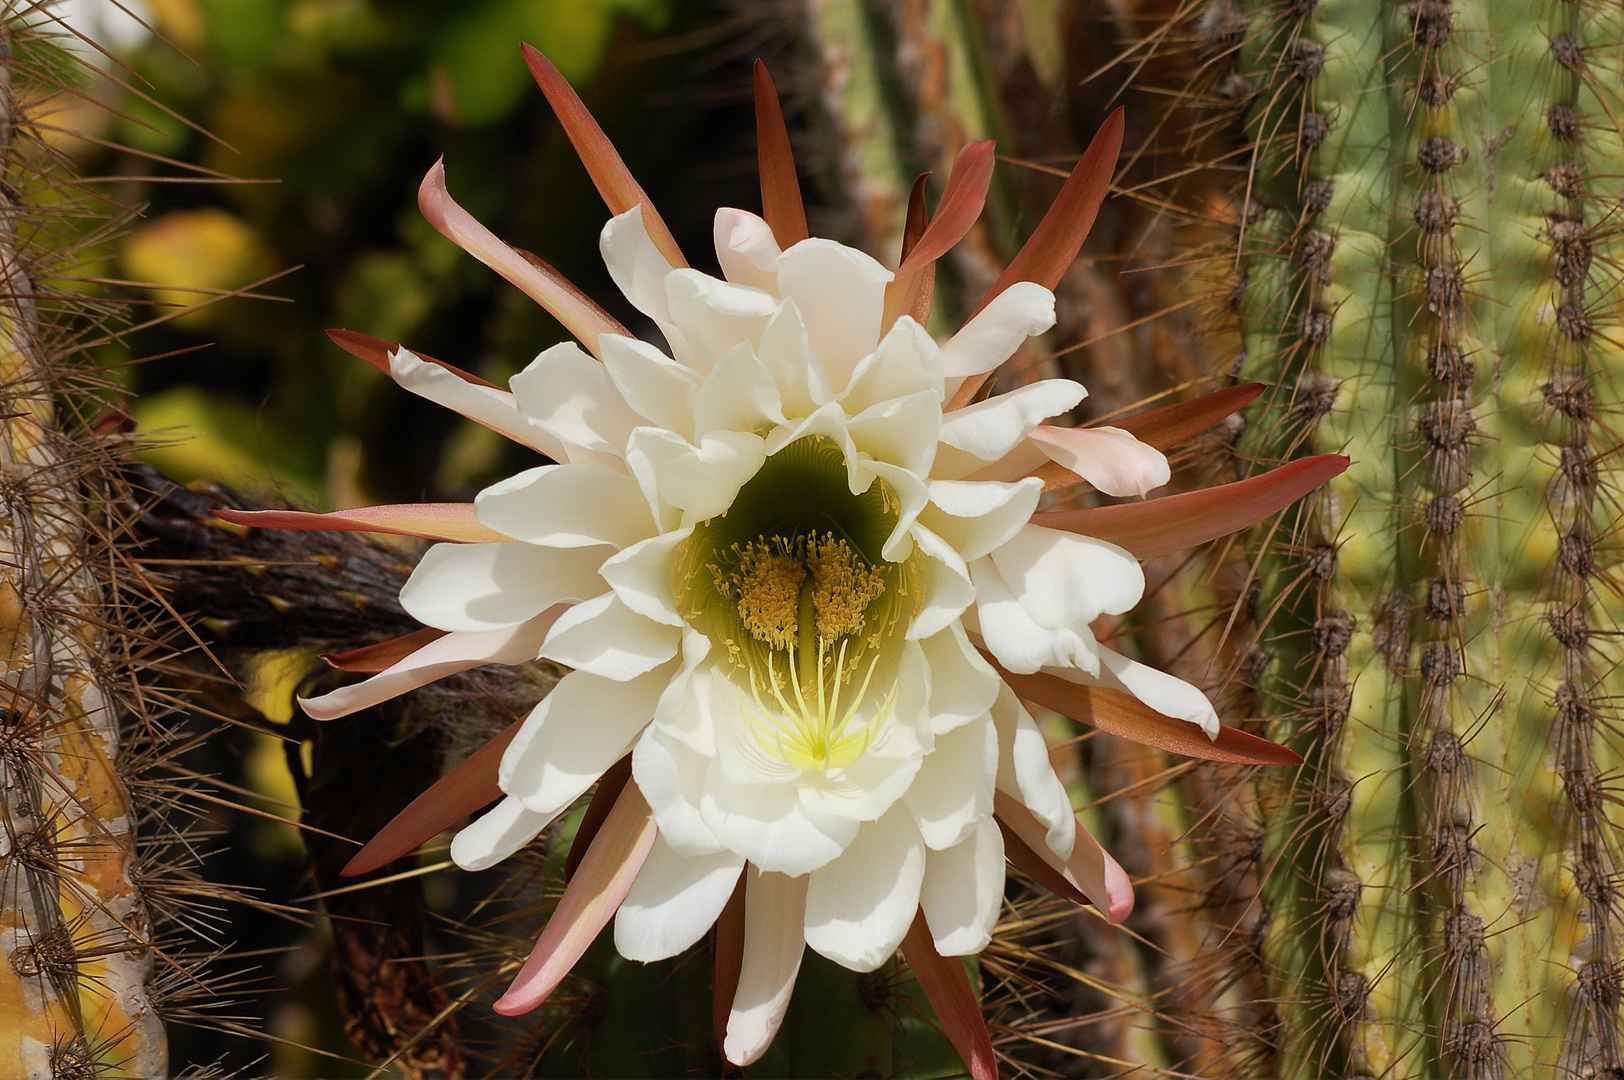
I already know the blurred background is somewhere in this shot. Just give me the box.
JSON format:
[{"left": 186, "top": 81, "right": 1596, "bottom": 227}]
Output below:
[{"left": 68, "top": 0, "right": 775, "bottom": 509}]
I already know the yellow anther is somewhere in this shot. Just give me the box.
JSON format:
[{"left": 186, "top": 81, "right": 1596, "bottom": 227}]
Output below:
[
  {"left": 716, "top": 540, "right": 806, "bottom": 651},
  {"left": 806, "top": 535, "right": 887, "bottom": 642},
  {"left": 716, "top": 534, "right": 886, "bottom": 656}
]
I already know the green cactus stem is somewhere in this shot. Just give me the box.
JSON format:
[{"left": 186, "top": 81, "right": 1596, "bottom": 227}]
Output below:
[{"left": 1219, "top": 0, "right": 1624, "bottom": 1072}]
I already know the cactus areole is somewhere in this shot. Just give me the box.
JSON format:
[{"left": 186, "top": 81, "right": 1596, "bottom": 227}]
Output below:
[{"left": 219, "top": 50, "right": 1337, "bottom": 1074}]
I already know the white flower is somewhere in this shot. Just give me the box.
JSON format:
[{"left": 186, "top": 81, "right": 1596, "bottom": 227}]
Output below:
[
  {"left": 383, "top": 201, "right": 1177, "bottom": 1055},
  {"left": 224, "top": 51, "right": 1330, "bottom": 1077}
]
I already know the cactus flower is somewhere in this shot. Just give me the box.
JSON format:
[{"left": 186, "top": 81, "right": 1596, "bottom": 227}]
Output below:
[{"left": 220, "top": 51, "right": 1340, "bottom": 1077}]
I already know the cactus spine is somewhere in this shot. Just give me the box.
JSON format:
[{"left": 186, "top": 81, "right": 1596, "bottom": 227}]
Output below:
[
  {"left": 1226, "top": 0, "right": 1624, "bottom": 1072},
  {"left": 0, "top": 26, "right": 166, "bottom": 1078}
]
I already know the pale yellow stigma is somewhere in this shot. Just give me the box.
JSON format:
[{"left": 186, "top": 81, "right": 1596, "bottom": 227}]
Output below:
[{"left": 741, "top": 643, "right": 897, "bottom": 771}]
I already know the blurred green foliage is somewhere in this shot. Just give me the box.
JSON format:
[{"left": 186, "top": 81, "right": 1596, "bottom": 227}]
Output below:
[{"left": 93, "top": 0, "right": 759, "bottom": 506}]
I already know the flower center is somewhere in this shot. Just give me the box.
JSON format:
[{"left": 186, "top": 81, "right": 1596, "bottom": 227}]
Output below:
[
  {"left": 676, "top": 437, "right": 918, "bottom": 770},
  {"left": 721, "top": 534, "right": 887, "bottom": 651}
]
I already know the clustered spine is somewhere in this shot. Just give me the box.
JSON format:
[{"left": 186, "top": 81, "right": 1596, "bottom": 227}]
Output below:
[
  {"left": 1540, "top": 7, "right": 1623, "bottom": 1073},
  {"left": 1221, "top": 0, "right": 1388, "bottom": 1067},
  {"left": 0, "top": 39, "right": 166, "bottom": 1076},
  {"left": 1405, "top": 4, "right": 1502, "bottom": 1071},
  {"left": 1207, "top": 0, "right": 1624, "bottom": 1070}
]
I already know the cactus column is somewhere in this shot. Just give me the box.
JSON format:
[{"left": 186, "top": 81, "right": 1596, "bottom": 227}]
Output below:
[
  {"left": 1225, "top": 0, "right": 1624, "bottom": 1073},
  {"left": 0, "top": 31, "right": 166, "bottom": 1080}
]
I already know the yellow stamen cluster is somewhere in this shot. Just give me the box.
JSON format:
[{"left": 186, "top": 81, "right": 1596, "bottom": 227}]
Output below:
[
  {"left": 715, "top": 540, "right": 805, "bottom": 651},
  {"left": 675, "top": 439, "right": 919, "bottom": 773},
  {"left": 708, "top": 532, "right": 896, "bottom": 771},
  {"left": 806, "top": 535, "right": 887, "bottom": 642},
  {"left": 716, "top": 533, "right": 884, "bottom": 653}
]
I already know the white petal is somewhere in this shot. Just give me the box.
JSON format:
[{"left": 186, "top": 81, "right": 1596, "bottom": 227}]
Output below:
[
  {"left": 970, "top": 554, "right": 1099, "bottom": 675},
  {"left": 601, "top": 205, "right": 690, "bottom": 362},
  {"left": 939, "top": 281, "right": 1056, "bottom": 378},
  {"left": 476, "top": 463, "right": 655, "bottom": 549},
  {"left": 846, "top": 389, "right": 941, "bottom": 477},
  {"left": 701, "top": 760, "right": 859, "bottom": 875},
  {"left": 906, "top": 524, "right": 977, "bottom": 641},
  {"left": 625, "top": 426, "right": 691, "bottom": 533},
  {"left": 991, "top": 681, "right": 1075, "bottom": 859},
  {"left": 934, "top": 379, "right": 1086, "bottom": 479},
  {"left": 389, "top": 348, "right": 565, "bottom": 460},
  {"left": 973, "top": 523, "right": 1148, "bottom": 676},
  {"left": 725, "top": 869, "right": 807, "bottom": 1067},
  {"left": 450, "top": 795, "right": 552, "bottom": 871},
  {"left": 919, "top": 817, "right": 1004, "bottom": 955},
  {"left": 842, "top": 316, "right": 943, "bottom": 414},
  {"left": 1028, "top": 425, "right": 1171, "bottom": 498},
  {"left": 693, "top": 343, "right": 786, "bottom": 438},
  {"left": 399, "top": 542, "right": 607, "bottom": 633},
  {"left": 657, "top": 430, "right": 767, "bottom": 521},
  {"left": 509, "top": 341, "right": 640, "bottom": 458},
  {"left": 301, "top": 611, "right": 560, "bottom": 720},
  {"left": 650, "top": 650, "right": 720, "bottom": 758},
  {"left": 599, "top": 527, "right": 691, "bottom": 627},
  {"left": 902, "top": 713, "right": 997, "bottom": 849},
  {"left": 795, "top": 749, "right": 925, "bottom": 824},
  {"left": 539, "top": 592, "right": 680, "bottom": 680},
  {"left": 603, "top": 205, "right": 675, "bottom": 318},
  {"left": 764, "top": 402, "right": 864, "bottom": 492},
  {"left": 757, "top": 299, "right": 833, "bottom": 417},
  {"left": 679, "top": 625, "right": 713, "bottom": 666},
  {"left": 666, "top": 270, "right": 777, "bottom": 373},
  {"left": 920, "top": 477, "right": 1043, "bottom": 562},
  {"left": 804, "top": 806, "right": 926, "bottom": 971},
  {"left": 633, "top": 726, "right": 725, "bottom": 855},
  {"left": 600, "top": 334, "right": 701, "bottom": 440},
  {"left": 614, "top": 835, "right": 744, "bottom": 962},
  {"left": 989, "top": 523, "right": 1144, "bottom": 628},
  {"left": 918, "top": 621, "right": 1001, "bottom": 733},
  {"left": 961, "top": 438, "right": 1050, "bottom": 484},
  {"left": 714, "top": 207, "right": 782, "bottom": 293},
  {"left": 867, "top": 460, "right": 931, "bottom": 562},
  {"left": 1046, "top": 646, "right": 1220, "bottom": 737},
  {"left": 500, "top": 665, "right": 670, "bottom": 816},
  {"left": 709, "top": 670, "right": 804, "bottom": 787},
  {"left": 774, "top": 238, "right": 892, "bottom": 392}
]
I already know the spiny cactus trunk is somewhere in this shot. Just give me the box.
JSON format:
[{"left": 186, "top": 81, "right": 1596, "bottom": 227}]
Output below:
[
  {"left": 1224, "top": 0, "right": 1624, "bottom": 1073},
  {"left": 0, "top": 34, "right": 166, "bottom": 1079}
]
